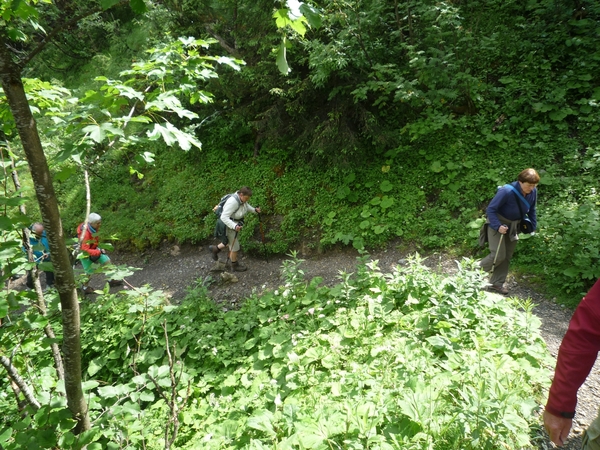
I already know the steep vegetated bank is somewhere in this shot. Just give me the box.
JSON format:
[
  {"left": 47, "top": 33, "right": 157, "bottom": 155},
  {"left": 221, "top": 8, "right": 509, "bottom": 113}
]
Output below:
[
  {"left": 5, "top": 2, "right": 599, "bottom": 303},
  {"left": 33, "top": 1, "right": 597, "bottom": 305}
]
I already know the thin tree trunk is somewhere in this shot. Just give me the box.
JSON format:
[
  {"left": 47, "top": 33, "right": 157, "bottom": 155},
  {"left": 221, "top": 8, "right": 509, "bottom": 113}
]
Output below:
[
  {"left": 0, "top": 37, "right": 90, "bottom": 432},
  {"left": 2, "top": 141, "right": 65, "bottom": 380},
  {"left": 0, "top": 356, "right": 41, "bottom": 411}
]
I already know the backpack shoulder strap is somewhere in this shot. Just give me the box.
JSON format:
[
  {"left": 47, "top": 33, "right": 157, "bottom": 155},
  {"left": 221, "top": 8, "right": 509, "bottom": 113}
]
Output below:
[
  {"left": 503, "top": 184, "right": 530, "bottom": 209},
  {"left": 232, "top": 193, "right": 242, "bottom": 205}
]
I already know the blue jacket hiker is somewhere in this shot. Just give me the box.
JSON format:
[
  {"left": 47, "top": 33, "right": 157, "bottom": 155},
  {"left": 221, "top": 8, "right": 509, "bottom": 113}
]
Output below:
[
  {"left": 479, "top": 168, "right": 539, "bottom": 295},
  {"left": 23, "top": 222, "right": 54, "bottom": 290}
]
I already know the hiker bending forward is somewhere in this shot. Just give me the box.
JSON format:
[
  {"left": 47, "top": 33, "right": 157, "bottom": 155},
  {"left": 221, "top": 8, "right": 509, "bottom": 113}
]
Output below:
[
  {"left": 479, "top": 168, "right": 539, "bottom": 295},
  {"left": 210, "top": 187, "right": 260, "bottom": 272}
]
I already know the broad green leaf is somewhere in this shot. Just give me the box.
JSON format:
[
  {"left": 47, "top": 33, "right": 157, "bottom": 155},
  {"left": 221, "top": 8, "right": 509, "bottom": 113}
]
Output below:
[
  {"left": 112, "top": 84, "right": 143, "bottom": 100},
  {"left": 54, "top": 167, "right": 77, "bottom": 182},
  {"left": 276, "top": 40, "right": 290, "bottom": 75},
  {"left": 373, "top": 225, "right": 386, "bottom": 234},
  {"left": 82, "top": 124, "right": 105, "bottom": 143},
  {"left": 532, "top": 102, "right": 554, "bottom": 113},
  {"left": 563, "top": 267, "right": 580, "bottom": 277},
  {"left": 431, "top": 161, "right": 444, "bottom": 172},
  {"left": 289, "top": 17, "right": 307, "bottom": 37},
  {"left": 0, "top": 196, "right": 25, "bottom": 207},
  {"left": 380, "top": 180, "right": 393, "bottom": 192},
  {"left": 247, "top": 410, "right": 277, "bottom": 436},
  {"left": 148, "top": 123, "right": 177, "bottom": 146},
  {"left": 336, "top": 186, "right": 350, "bottom": 199},
  {"left": 0, "top": 215, "right": 13, "bottom": 230},
  {"left": 300, "top": 4, "right": 322, "bottom": 28},
  {"left": 215, "top": 56, "right": 243, "bottom": 71},
  {"left": 380, "top": 196, "right": 394, "bottom": 209},
  {"left": 81, "top": 380, "right": 100, "bottom": 391},
  {"left": 498, "top": 76, "right": 514, "bottom": 84},
  {"left": 139, "top": 391, "right": 154, "bottom": 402},
  {"left": 273, "top": 9, "right": 293, "bottom": 29},
  {"left": 244, "top": 338, "right": 258, "bottom": 350},
  {"left": 87, "top": 358, "right": 105, "bottom": 377},
  {"left": 147, "top": 122, "right": 201, "bottom": 150},
  {"left": 134, "top": 151, "right": 155, "bottom": 165},
  {"left": 269, "top": 333, "right": 289, "bottom": 345},
  {"left": 146, "top": 93, "right": 198, "bottom": 120},
  {"left": 0, "top": 299, "right": 8, "bottom": 319},
  {"left": 549, "top": 109, "right": 569, "bottom": 121}
]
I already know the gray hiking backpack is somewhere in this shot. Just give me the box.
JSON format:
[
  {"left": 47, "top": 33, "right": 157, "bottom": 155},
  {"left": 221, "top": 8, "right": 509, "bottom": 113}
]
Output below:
[{"left": 213, "top": 193, "right": 242, "bottom": 218}]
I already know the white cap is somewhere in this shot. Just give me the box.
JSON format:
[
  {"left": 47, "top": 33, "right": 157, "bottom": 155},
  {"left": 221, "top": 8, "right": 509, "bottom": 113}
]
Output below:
[{"left": 88, "top": 213, "right": 102, "bottom": 225}]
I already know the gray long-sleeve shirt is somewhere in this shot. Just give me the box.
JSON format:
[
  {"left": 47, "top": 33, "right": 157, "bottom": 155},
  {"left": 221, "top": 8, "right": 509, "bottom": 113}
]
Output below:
[{"left": 220, "top": 193, "right": 256, "bottom": 230}]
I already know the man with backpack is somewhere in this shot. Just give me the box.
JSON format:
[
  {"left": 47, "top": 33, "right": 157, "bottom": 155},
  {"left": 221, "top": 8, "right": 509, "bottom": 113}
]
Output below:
[
  {"left": 479, "top": 168, "right": 539, "bottom": 295},
  {"left": 209, "top": 187, "right": 261, "bottom": 272}
]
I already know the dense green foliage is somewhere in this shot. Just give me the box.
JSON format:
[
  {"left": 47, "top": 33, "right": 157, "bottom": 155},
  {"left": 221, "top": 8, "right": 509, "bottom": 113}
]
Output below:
[
  {"left": 2, "top": 0, "right": 600, "bottom": 446},
  {"left": 6, "top": 0, "right": 595, "bottom": 302},
  {"left": 0, "top": 256, "right": 552, "bottom": 449}
]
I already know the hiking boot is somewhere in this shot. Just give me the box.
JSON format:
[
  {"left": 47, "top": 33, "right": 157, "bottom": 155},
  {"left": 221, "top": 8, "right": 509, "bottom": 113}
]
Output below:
[
  {"left": 108, "top": 279, "right": 123, "bottom": 287},
  {"left": 81, "top": 286, "right": 94, "bottom": 295},
  {"left": 490, "top": 284, "right": 508, "bottom": 295},
  {"left": 209, "top": 245, "right": 221, "bottom": 261},
  {"left": 231, "top": 261, "right": 247, "bottom": 272}
]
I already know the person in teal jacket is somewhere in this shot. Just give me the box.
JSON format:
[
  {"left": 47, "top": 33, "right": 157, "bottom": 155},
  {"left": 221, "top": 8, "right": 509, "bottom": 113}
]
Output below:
[{"left": 23, "top": 222, "right": 54, "bottom": 290}]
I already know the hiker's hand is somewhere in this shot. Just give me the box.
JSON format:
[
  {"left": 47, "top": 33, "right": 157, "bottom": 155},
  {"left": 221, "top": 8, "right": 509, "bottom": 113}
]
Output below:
[
  {"left": 235, "top": 224, "right": 242, "bottom": 231},
  {"left": 499, "top": 225, "right": 508, "bottom": 234},
  {"left": 255, "top": 207, "right": 261, "bottom": 214},
  {"left": 543, "top": 410, "right": 571, "bottom": 447},
  {"left": 100, "top": 248, "right": 107, "bottom": 254}
]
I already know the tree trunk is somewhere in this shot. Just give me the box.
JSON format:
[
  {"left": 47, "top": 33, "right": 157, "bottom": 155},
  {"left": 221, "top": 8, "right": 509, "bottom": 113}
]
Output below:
[{"left": 0, "top": 37, "right": 90, "bottom": 432}]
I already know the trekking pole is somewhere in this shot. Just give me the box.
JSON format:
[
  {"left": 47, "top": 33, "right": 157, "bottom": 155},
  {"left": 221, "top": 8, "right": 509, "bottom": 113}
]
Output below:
[
  {"left": 490, "top": 233, "right": 504, "bottom": 274},
  {"left": 257, "top": 211, "right": 268, "bottom": 263},
  {"left": 226, "top": 229, "right": 239, "bottom": 268}
]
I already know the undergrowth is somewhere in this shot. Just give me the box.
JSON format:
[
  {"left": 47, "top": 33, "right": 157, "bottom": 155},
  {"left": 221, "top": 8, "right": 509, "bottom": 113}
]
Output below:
[{"left": 0, "top": 254, "right": 553, "bottom": 449}]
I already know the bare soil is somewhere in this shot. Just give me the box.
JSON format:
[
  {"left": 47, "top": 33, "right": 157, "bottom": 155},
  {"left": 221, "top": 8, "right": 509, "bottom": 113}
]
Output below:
[{"left": 27, "top": 240, "right": 600, "bottom": 449}]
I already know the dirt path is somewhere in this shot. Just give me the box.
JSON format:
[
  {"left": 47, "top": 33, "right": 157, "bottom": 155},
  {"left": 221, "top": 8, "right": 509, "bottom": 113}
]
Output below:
[{"left": 110, "top": 241, "right": 598, "bottom": 450}]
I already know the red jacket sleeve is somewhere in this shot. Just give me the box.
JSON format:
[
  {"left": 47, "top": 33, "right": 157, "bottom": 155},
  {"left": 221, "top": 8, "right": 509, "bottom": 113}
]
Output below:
[{"left": 545, "top": 279, "right": 600, "bottom": 417}]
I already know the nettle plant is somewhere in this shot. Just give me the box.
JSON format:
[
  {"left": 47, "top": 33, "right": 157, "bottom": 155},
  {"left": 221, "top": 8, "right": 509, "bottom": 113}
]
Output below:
[
  {"left": 170, "top": 254, "right": 552, "bottom": 449},
  {"left": 1, "top": 252, "right": 552, "bottom": 449}
]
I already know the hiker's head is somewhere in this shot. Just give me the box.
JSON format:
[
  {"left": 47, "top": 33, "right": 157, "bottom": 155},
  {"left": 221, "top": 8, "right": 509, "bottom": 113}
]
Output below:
[
  {"left": 517, "top": 168, "right": 539, "bottom": 194},
  {"left": 238, "top": 186, "right": 252, "bottom": 203},
  {"left": 88, "top": 213, "right": 102, "bottom": 228},
  {"left": 32, "top": 222, "right": 44, "bottom": 237},
  {"left": 517, "top": 168, "right": 540, "bottom": 185}
]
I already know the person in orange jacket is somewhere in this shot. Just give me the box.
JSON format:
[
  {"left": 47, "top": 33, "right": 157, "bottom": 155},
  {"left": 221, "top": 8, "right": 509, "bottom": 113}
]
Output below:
[{"left": 77, "top": 213, "right": 122, "bottom": 294}]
